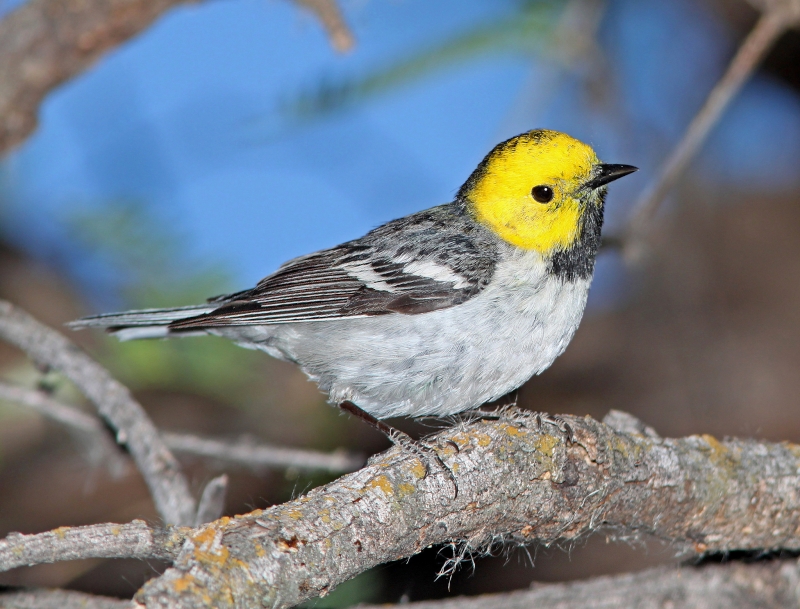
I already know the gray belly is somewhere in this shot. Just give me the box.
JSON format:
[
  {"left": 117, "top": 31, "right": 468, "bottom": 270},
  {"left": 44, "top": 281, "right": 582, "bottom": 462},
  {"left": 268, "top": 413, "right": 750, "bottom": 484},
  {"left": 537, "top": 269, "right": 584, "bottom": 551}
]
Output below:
[{"left": 215, "top": 272, "right": 591, "bottom": 419}]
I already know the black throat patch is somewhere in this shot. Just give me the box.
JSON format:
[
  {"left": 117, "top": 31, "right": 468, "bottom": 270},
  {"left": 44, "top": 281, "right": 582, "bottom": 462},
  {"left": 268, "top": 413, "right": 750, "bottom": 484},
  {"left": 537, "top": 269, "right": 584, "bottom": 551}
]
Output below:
[{"left": 547, "top": 190, "right": 606, "bottom": 282}]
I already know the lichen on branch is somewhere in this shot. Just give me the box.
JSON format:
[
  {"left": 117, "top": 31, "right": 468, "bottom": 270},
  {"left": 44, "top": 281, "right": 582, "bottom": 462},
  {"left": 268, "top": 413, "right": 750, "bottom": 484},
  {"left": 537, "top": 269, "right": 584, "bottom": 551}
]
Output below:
[{"left": 132, "top": 411, "right": 800, "bottom": 608}]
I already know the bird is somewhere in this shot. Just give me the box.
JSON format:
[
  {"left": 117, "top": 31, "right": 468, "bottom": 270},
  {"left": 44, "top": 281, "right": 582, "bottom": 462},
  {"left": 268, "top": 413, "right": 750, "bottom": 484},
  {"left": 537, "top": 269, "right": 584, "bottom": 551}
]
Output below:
[{"left": 71, "top": 129, "right": 636, "bottom": 453}]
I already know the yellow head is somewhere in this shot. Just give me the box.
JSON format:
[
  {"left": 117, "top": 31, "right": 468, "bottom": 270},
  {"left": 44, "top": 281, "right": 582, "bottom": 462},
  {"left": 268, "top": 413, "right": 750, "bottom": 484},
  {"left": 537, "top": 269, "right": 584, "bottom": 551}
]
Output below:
[{"left": 458, "top": 130, "right": 635, "bottom": 256}]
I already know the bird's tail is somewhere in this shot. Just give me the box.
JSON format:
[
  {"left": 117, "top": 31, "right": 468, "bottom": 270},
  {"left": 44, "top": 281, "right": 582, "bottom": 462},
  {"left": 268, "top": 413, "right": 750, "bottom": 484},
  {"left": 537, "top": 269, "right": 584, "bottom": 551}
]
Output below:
[{"left": 68, "top": 304, "right": 215, "bottom": 340}]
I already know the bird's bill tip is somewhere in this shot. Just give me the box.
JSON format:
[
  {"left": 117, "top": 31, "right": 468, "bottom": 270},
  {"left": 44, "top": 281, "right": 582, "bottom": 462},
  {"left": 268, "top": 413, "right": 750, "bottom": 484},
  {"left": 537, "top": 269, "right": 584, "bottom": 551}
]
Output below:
[{"left": 585, "top": 164, "right": 638, "bottom": 190}]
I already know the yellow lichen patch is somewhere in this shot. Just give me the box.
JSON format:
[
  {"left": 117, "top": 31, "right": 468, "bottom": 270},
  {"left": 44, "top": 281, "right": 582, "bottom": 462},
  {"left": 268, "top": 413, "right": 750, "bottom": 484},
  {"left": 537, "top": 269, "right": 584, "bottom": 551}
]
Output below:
[
  {"left": 287, "top": 509, "right": 303, "bottom": 520},
  {"left": 397, "top": 482, "right": 416, "bottom": 498},
  {"left": 504, "top": 425, "right": 525, "bottom": 437},
  {"left": 111, "top": 525, "right": 121, "bottom": 536},
  {"left": 782, "top": 442, "right": 800, "bottom": 460},
  {"left": 475, "top": 433, "right": 492, "bottom": 447},
  {"left": 320, "top": 509, "right": 331, "bottom": 524},
  {"left": 367, "top": 475, "right": 394, "bottom": 496},
  {"left": 190, "top": 527, "right": 230, "bottom": 567},
  {"left": 610, "top": 436, "right": 631, "bottom": 458},
  {"left": 702, "top": 434, "right": 725, "bottom": 455},
  {"left": 254, "top": 543, "right": 266, "bottom": 558},
  {"left": 448, "top": 432, "right": 470, "bottom": 447},
  {"left": 534, "top": 434, "right": 557, "bottom": 457},
  {"left": 409, "top": 460, "right": 427, "bottom": 480},
  {"left": 173, "top": 573, "right": 195, "bottom": 593},
  {"left": 53, "top": 527, "right": 70, "bottom": 539}
]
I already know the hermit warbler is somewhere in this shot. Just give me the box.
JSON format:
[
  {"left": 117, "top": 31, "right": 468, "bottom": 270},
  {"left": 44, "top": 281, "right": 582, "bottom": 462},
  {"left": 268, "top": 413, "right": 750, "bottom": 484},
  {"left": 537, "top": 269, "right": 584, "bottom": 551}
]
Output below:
[{"left": 72, "top": 129, "right": 635, "bottom": 425}]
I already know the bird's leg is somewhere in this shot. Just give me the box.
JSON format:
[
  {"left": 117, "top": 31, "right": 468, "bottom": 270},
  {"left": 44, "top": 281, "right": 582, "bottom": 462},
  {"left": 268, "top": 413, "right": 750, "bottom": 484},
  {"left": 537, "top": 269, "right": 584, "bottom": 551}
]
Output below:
[{"left": 338, "top": 401, "right": 458, "bottom": 499}]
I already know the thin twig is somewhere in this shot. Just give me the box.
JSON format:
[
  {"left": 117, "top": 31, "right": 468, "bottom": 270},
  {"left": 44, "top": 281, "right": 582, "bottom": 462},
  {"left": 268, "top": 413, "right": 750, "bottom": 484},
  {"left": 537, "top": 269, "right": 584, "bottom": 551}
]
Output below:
[
  {"left": 162, "top": 431, "right": 364, "bottom": 473},
  {"left": 0, "top": 300, "right": 196, "bottom": 525},
  {"left": 0, "top": 589, "right": 135, "bottom": 609},
  {"left": 0, "top": 380, "right": 363, "bottom": 474},
  {"left": 0, "top": 381, "right": 129, "bottom": 475},
  {"left": 622, "top": 5, "right": 798, "bottom": 259},
  {"left": 0, "top": 520, "right": 185, "bottom": 572},
  {"left": 194, "top": 475, "right": 229, "bottom": 526}
]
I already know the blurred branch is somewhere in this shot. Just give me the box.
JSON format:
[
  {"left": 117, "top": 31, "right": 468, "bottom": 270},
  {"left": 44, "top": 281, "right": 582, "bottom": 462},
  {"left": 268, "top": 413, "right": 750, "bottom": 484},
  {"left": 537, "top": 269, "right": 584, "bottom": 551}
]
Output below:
[
  {"left": 0, "top": 520, "right": 185, "bottom": 572},
  {"left": 129, "top": 412, "right": 800, "bottom": 608},
  {"left": 162, "top": 431, "right": 364, "bottom": 473},
  {"left": 0, "top": 0, "right": 355, "bottom": 156},
  {"left": 3, "top": 560, "right": 799, "bottom": 609},
  {"left": 295, "top": 0, "right": 354, "bottom": 53},
  {"left": 622, "top": 1, "right": 800, "bottom": 259},
  {"left": 357, "top": 561, "right": 800, "bottom": 609},
  {"left": 0, "top": 300, "right": 197, "bottom": 525},
  {"left": 0, "top": 381, "right": 130, "bottom": 475},
  {"left": 0, "top": 589, "right": 135, "bottom": 609},
  {"left": 0, "top": 0, "right": 199, "bottom": 155},
  {"left": 194, "top": 475, "right": 229, "bottom": 526},
  {"left": 284, "top": 2, "right": 557, "bottom": 120},
  {"left": 0, "top": 380, "right": 363, "bottom": 474}
]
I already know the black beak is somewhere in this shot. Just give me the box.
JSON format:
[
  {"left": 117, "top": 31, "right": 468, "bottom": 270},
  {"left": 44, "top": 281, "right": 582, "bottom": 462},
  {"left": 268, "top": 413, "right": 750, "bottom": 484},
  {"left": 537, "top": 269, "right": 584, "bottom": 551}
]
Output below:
[{"left": 584, "top": 164, "right": 638, "bottom": 190}]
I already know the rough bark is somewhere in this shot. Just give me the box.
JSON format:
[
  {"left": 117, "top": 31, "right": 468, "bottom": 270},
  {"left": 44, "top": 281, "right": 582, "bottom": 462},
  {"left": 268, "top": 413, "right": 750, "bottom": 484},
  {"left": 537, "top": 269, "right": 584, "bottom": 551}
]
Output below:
[
  {"left": 122, "top": 411, "right": 800, "bottom": 608},
  {"left": 0, "top": 520, "right": 185, "bottom": 572}
]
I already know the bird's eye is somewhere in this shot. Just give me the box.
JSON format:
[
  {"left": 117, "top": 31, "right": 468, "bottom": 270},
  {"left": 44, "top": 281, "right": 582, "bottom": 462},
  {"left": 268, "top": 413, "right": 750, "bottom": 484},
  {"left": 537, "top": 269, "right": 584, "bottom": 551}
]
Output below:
[{"left": 531, "top": 185, "right": 554, "bottom": 203}]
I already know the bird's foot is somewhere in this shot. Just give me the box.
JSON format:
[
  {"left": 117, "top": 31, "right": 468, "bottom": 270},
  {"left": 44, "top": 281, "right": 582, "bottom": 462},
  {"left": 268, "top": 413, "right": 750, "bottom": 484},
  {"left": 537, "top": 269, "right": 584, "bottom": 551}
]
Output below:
[
  {"left": 530, "top": 411, "right": 574, "bottom": 444},
  {"left": 473, "top": 404, "right": 573, "bottom": 444},
  {"left": 339, "top": 401, "right": 458, "bottom": 499},
  {"left": 388, "top": 431, "right": 459, "bottom": 500}
]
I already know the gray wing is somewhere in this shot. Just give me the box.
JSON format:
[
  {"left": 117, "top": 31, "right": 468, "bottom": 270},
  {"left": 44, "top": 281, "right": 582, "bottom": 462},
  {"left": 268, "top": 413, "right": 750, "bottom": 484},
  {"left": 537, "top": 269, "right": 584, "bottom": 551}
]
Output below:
[{"left": 170, "top": 204, "right": 498, "bottom": 330}]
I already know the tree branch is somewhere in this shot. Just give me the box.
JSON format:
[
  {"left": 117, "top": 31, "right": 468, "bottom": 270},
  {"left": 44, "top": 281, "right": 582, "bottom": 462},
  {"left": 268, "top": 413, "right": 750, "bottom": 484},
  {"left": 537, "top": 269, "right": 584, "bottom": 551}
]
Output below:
[
  {"left": 3, "top": 560, "right": 799, "bottom": 609},
  {"left": 0, "top": 380, "right": 363, "bottom": 474},
  {"left": 161, "top": 432, "right": 364, "bottom": 473},
  {"left": 0, "top": 520, "right": 185, "bottom": 573},
  {"left": 0, "top": 300, "right": 196, "bottom": 525},
  {"left": 0, "top": 589, "right": 135, "bottom": 609},
  {"left": 621, "top": 0, "right": 800, "bottom": 259},
  {"left": 0, "top": 0, "right": 198, "bottom": 155},
  {"left": 357, "top": 561, "right": 800, "bottom": 609},
  {"left": 4, "top": 412, "right": 800, "bottom": 606},
  {"left": 121, "top": 411, "right": 800, "bottom": 609},
  {"left": 0, "top": 0, "right": 355, "bottom": 155},
  {"left": 0, "top": 381, "right": 130, "bottom": 475}
]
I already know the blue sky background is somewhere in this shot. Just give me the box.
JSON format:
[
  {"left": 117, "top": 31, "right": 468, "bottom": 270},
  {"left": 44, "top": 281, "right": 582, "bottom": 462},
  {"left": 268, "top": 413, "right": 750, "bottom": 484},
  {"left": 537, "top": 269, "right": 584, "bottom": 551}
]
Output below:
[{"left": 2, "top": 0, "right": 800, "bottom": 310}]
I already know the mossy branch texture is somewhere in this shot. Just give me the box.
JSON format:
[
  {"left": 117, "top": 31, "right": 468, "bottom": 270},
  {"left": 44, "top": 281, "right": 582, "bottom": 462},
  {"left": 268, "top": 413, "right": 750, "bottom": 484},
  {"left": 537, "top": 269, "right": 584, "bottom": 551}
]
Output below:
[{"left": 125, "top": 411, "right": 800, "bottom": 608}]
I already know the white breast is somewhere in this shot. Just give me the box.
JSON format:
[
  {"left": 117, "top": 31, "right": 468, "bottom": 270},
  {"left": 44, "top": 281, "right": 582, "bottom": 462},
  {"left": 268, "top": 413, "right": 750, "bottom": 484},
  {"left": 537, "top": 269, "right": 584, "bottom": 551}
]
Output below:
[{"left": 217, "top": 250, "right": 592, "bottom": 419}]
